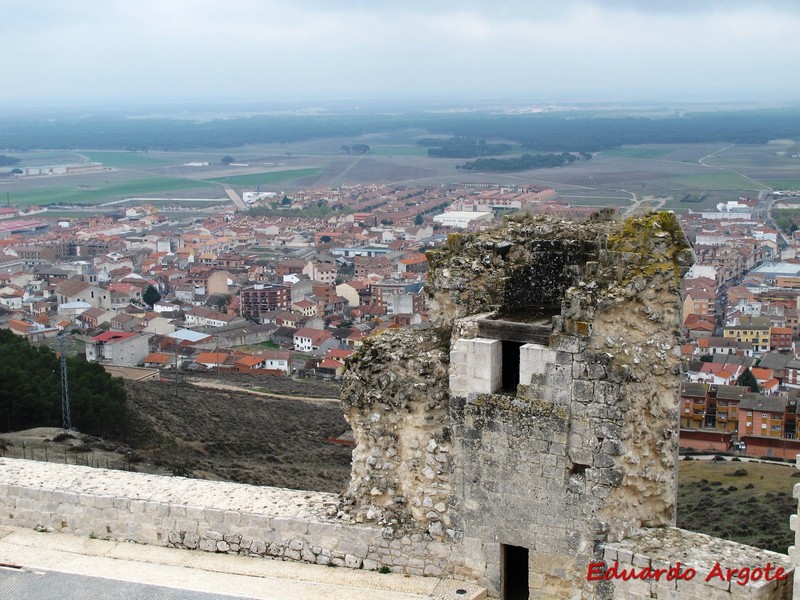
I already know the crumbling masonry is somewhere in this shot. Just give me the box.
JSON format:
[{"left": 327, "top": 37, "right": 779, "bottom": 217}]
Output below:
[{"left": 340, "top": 212, "right": 793, "bottom": 599}]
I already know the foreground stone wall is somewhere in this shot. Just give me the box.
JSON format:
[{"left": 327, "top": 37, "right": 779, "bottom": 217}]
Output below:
[
  {"left": 0, "top": 458, "right": 457, "bottom": 577},
  {"left": 0, "top": 458, "right": 793, "bottom": 599},
  {"left": 605, "top": 528, "right": 793, "bottom": 600}
]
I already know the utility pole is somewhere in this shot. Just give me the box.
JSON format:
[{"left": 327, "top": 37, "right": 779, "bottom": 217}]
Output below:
[
  {"left": 174, "top": 343, "right": 179, "bottom": 398},
  {"left": 59, "top": 334, "right": 72, "bottom": 430}
]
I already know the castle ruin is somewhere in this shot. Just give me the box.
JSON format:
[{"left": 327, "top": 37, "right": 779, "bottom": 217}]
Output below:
[{"left": 0, "top": 213, "right": 796, "bottom": 599}]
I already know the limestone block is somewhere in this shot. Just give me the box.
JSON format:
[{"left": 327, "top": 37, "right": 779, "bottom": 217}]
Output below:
[
  {"left": 344, "top": 553, "right": 361, "bottom": 568},
  {"left": 520, "top": 343, "right": 557, "bottom": 381},
  {"left": 223, "top": 510, "right": 241, "bottom": 526},
  {"left": 199, "top": 537, "right": 217, "bottom": 552}
]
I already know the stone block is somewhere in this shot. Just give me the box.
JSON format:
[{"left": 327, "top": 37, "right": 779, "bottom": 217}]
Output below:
[
  {"left": 520, "top": 343, "right": 557, "bottom": 378},
  {"left": 198, "top": 537, "right": 216, "bottom": 552},
  {"left": 272, "top": 516, "right": 307, "bottom": 534},
  {"left": 186, "top": 505, "right": 206, "bottom": 520},
  {"left": 572, "top": 379, "right": 594, "bottom": 403},
  {"left": 223, "top": 511, "right": 241, "bottom": 526},
  {"left": 550, "top": 334, "right": 584, "bottom": 354}
]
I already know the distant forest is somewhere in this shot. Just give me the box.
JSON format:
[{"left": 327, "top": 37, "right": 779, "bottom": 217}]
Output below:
[
  {"left": 458, "top": 152, "right": 581, "bottom": 173},
  {"left": 1, "top": 107, "right": 800, "bottom": 152},
  {"left": 418, "top": 137, "right": 512, "bottom": 158}
]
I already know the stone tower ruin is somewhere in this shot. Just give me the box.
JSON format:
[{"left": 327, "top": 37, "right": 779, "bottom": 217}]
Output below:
[{"left": 341, "top": 212, "right": 696, "bottom": 598}]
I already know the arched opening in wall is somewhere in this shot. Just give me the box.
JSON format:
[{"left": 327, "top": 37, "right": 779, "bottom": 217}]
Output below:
[{"left": 502, "top": 543, "right": 530, "bottom": 600}]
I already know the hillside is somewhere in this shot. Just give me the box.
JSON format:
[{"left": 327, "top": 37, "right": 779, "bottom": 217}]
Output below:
[
  {"left": 1, "top": 378, "right": 352, "bottom": 495},
  {"left": 117, "top": 379, "right": 352, "bottom": 493}
]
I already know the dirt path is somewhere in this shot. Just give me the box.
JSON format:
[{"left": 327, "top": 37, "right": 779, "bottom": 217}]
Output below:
[
  {"left": 698, "top": 144, "right": 771, "bottom": 191},
  {"left": 185, "top": 378, "right": 340, "bottom": 403}
]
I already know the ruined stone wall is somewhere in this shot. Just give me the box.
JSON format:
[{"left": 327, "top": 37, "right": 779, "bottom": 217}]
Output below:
[
  {"left": 342, "top": 213, "right": 712, "bottom": 598},
  {"left": 339, "top": 328, "right": 456, "bottom": 539}
]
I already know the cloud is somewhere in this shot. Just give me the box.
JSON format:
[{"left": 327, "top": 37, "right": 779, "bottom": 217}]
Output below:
[{"left": 2, "top": 1, "right": 799, "bottom": 106}]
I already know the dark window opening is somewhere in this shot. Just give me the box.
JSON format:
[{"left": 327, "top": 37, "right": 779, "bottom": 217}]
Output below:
[
  {"left": 502, "top": 544, "right": 529, "bottom": 600},
  {"left": 568, "top": 463, "right": 587, "bottom": 478},
  {"left": 502, "top": 340, "right": 524, "bottom": 393}
]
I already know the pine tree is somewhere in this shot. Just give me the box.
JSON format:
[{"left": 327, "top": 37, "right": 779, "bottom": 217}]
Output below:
[{"left": 737, "top": 368, "right": 759, "bottom": 393}]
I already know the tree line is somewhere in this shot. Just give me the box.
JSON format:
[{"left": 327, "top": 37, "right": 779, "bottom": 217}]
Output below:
[
  {"left": 457, "top": 152, "right": 581, "bottom": 173},
  {"left": 2, "top": 108, "right": 800, "bottom": 152},
  {"left": 418, "top": 137, "right": 512, "bottom": 158},
  {"left": 0, "top": 330, "right": 127, "bottom": 437}
]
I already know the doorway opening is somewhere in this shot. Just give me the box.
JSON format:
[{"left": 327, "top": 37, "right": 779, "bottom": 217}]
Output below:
[
  {"left": 502, "top": 544, "right": 529, "bottom": 600},
  {"left": 501, "top": 341, "right": 524, "bottom": 393}
]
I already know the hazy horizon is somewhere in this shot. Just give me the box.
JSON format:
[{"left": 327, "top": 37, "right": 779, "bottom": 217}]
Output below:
[{"left": 4, "top": 1, "right": 800, "bottom": 110}]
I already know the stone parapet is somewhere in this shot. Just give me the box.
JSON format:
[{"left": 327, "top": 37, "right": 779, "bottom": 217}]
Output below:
[
  {"left": 0, "top": 458, "right": 461, "bottom": 578},
  {"left": 604, "top": 527, "right": 793, "bottom": 599}
]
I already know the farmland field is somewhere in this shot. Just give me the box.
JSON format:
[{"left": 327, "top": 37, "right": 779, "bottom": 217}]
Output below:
[
  {"left": 765, "top": 179, "right": 800, "bottom": 190},
  {"left": 675, "top": 172, "right": 768, "bottom": 191},
  {"left": 2, "top": 140, "right": 797, "bottom": 213},
  {"left": 600, "top": 148, "right": 674, "bottom": 159},
  {"left": 205, "top": 167, "right": 322, "bottom": 186},
  {"left": 79, "top": 151, "right": 170, "bottom": 168},
  {"left": 1, "top": 176, "right": 220, "bottom": 206},
  {"left": 368, "top": 145, "right": 430, "bottom": 156}
]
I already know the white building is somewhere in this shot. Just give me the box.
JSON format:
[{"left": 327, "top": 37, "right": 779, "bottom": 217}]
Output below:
[{"left": 432, "top": 211, "right": 493, "bottom": 229}]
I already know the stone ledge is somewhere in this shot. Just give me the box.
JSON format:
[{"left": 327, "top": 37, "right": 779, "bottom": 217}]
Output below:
[
  {"left": 604, "top": 527, "right": 793, "bottom": 599},
  {"left": 0, "top": 458, "right": 337, "bottom": 520}
]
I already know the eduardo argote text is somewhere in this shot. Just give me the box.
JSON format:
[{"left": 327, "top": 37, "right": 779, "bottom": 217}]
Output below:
[{"left": 588, "top": 560, "right": 788, "bottom": 586}]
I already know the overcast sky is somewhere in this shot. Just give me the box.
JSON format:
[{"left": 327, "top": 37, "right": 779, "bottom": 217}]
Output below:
[{"left": 4, "top": 1, "right": 800, "bottom": 109}]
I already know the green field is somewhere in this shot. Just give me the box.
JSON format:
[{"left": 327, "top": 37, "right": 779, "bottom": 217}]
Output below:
[
  {"left": 11, "top": 151, "right": 87, "bottom": 166},
  {"left": 206, "top": 168, "right": 321, "bottom": 186},
  {"left": 601, "top": 148, "right": 674, "bottom": 159},
  {"left": 367, "top": 146, "right": 430, "bottom": 157},
  {"left": 6, "top": 177, "right": 217, "bottom": 206},
  {"left": 766, "top": 180, "right": 800, "bottom": 190},
  {"left": 80, "top": 151, "right": 170, "bottom": 168},
  {"left": 675, "top": 172, "right": 767, "bottom": 191},
  {"left": 678, "top": 459, "right": 796, "bottom": 553}
]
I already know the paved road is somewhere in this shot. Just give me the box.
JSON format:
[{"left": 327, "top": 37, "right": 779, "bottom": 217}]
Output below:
[
  {"left": 223, "top": 186, "right": 247, "bottom": 211},
  {"left": 0, "top": 568, "right": 260, "bottom": 600}
]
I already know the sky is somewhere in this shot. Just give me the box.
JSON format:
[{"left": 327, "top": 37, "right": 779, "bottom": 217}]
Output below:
[{"left": 3, "top": 0, "right": 800, "bottom": 109}]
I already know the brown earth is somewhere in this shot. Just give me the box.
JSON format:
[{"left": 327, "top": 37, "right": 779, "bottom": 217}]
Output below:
[{"left": 0, "top": 377, "right": 353, "bottom": 495}]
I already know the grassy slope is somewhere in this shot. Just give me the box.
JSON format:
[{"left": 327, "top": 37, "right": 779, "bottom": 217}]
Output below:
[{"left": 678, "top": 459, "right": 797, "bottom": 553}]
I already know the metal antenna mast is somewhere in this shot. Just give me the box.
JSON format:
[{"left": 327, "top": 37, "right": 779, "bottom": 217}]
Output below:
[{"left": 59, "top": 334, "right": 72, "bottom": 430}]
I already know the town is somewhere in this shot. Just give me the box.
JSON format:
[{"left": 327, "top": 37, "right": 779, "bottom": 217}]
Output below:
[{"left": 3, "top": 180, "right": 800, "bottom": 464}]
